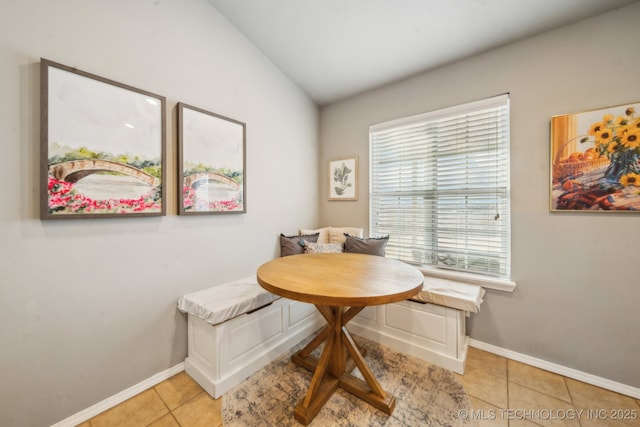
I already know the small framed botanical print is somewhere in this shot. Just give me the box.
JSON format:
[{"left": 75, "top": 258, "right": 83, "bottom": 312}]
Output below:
[{"left": 328, "top": 157, "right": 357, "bottom": 201}]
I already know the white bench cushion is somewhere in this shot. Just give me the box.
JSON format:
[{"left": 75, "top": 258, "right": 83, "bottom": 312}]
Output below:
[
  {"left": 177, "top": 275, "right": 280, "bottom": 325},
  {"left": 410, "top": 276, "right": 485, "bottom": 313}
]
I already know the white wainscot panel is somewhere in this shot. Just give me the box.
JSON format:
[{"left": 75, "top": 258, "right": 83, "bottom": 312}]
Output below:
[{"left": 349, "top": 300, "right": 468, "bottom": 374}]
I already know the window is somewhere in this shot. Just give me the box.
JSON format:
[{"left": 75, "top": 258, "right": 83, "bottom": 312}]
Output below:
[{"left": 369, "top": 94, "right": 511, "bottom": 281}]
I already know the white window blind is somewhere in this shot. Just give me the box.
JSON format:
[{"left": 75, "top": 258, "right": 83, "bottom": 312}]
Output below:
[{"left": 369, "top": 94, "right": 511, "bottom": 279}]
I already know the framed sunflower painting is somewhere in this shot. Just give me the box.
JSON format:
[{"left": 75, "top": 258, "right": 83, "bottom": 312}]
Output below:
[{"left": 550, "top": 101, "right": 640, "bottom": 212}]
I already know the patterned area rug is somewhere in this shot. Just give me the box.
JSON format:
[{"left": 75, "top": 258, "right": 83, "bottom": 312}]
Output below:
[{"left": 222, "top": 334, "right": 477, "bottom": 426}]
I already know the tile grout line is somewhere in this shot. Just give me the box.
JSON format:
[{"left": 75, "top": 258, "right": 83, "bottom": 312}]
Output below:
[
  {"left": 508, "top": 377, "right": 575, "bottom": 405},
  {"left": 167, "top": 388, "right": 209, "bottom": 425},
  {"left": 149, "top": 387, "right": 172, "bottom": 426},
  {"left": 174, "top": 389, "right": 206, "bottom": 411},
  {"left": 563, "top": 376, "right": 584, "bottom": 427},
  {"left": 168, "top": 411, "right": 182, "bottom": 427}
]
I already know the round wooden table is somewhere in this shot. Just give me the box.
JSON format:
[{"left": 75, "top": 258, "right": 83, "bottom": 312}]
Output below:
[{"left": 257, "top": 253, "right": 423, "bottom": 425}]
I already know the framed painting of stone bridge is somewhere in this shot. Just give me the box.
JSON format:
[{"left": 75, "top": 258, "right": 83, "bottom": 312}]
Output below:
[
  {"left": 177, "top": 102, "right": 246, "bottom": 215},
  {"left": 40, "top": 58, "right": 166, "bottom": 219}
]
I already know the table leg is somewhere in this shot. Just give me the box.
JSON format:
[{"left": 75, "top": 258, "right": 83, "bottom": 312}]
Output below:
[
  {"left": 338, "top": 326, "right": 395, "bottom": 414},
  {"left": 291, "top": 305, "right": 395, "bottom": 425}
]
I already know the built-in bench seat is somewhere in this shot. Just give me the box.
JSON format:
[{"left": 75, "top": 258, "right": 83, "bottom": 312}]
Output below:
[
  {"left": 177, "top": 276, "right": 280, "bottom": 325},
  {"left": 411, "top": 276, "right": 485, "bottom": 313},
  {"left": 349, "top": 276, "right": 484, "bottom": 374},
  {"left": 177, "top": 276, "right": 323, "bottom": 398},
  {"left": 177, "top": 230, "right": 485, "bottom": 398}
]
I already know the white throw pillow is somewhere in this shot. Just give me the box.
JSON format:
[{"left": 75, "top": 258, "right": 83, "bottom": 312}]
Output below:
[
  {"left": 302, "top": 242, "right": 344, "bottom": 254},
  {"left": 299, "top": 227, "right": 330, "bottom": 243}
]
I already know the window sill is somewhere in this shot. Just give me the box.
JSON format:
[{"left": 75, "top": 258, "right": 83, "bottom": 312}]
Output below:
[{"left": 418, "top": 267, "right": 516, "bottom": 292}]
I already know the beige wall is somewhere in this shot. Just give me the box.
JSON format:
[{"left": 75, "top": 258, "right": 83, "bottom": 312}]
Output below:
[
  {"left": 2, "top": 1, "right": 639, "bottom": 425},
  {"left": 319, "top": 3, "right": 640, "bottom": 388},
  {"left": 0, "top": 1, "right": 319, "bottom": 425}
]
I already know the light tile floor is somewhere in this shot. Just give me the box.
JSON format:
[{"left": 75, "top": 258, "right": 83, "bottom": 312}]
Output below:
[{"left": 79, "top": 347, "right": 640, "bottom": 426}]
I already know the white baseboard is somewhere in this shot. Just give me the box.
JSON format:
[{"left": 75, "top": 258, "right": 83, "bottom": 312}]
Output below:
[
  {"left": 50, "top": 362, "right": 185, "bottom": 427},
  {"left": 469, "top": 339, "right": 640, "bottom": 399}
]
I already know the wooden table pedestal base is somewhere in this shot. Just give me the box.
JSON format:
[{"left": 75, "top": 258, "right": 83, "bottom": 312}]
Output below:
[{"left": 290, "top": 305, "right": 395, "bottom": 426}]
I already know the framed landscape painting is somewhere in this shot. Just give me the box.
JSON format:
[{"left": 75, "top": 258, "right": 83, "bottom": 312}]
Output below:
[
  {"left": 550, "top": 101, "right": 640, "bottom": 211},
  {"left": 177, "top": 103, "right": 246, "bottom": 215},
  {"left": 40, "top": 59, "right": 166, "bottom": 219},
  {"left": 328, "top": 157, "right": 358, "bottom": 201}
]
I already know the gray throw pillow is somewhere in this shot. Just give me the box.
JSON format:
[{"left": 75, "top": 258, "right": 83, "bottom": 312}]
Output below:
[
  {"left": 280, "top": 233, "right": 320, "bottom": 257},
  {"left": 344, "top": 234, "right": 389, "bottom": 256}
]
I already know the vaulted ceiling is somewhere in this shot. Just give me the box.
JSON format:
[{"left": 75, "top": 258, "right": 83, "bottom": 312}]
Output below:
[{"left": 208, "top": 0, "right": 637, "bottom": 105}]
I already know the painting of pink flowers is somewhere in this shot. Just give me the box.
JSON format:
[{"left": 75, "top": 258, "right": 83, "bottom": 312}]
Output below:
[{"left": 41, "top": 59, "right": 166, "bottom": 219}]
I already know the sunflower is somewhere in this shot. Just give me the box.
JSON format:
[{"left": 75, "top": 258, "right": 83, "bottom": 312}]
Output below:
[
  {"left": 626, "top": 107, "right": 636, "bottom": 116},
  {"left": 606, "top": 141, "right": 618, "bottom": 153},
  {"left": 588, "top": 121, "right": 603, "bottom": 136},
  {"left": 617, "top": 125, "right": 630, "bottom": 136},
  {"left": 619, "top": 128, "right": 640, "bottom": 149},
  {"left": 603, "top": 114, "right": 614, "bottom": 124},
  {"left": 595, "top": 127, "right": 614, "bottom": 145},
  {"left": 619, "top": 172, "right": 640, "bottom": 187},
  {"left": 615, "top": 115, "right": 628, "bottom": 126}
]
